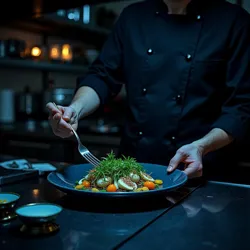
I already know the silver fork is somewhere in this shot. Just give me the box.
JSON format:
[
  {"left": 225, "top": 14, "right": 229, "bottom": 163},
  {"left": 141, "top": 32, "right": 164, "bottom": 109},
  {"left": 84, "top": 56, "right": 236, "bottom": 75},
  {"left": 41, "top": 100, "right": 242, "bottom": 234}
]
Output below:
[
  {"left": 70, "top": 125, "right": 100, "bottom": 166},
  {"left": 52, "top": 102, "right": 101, "bottom": 166}
]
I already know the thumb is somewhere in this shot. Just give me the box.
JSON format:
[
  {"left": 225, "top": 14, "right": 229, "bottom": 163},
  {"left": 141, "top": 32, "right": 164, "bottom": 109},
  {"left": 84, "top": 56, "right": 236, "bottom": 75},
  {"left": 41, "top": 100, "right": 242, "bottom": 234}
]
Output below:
[
  {"left": 62, "top": 107, "right": 74, "bottom": 122},
  {"left": 167, "top": 151, "right": 185, "bottom": 173}
]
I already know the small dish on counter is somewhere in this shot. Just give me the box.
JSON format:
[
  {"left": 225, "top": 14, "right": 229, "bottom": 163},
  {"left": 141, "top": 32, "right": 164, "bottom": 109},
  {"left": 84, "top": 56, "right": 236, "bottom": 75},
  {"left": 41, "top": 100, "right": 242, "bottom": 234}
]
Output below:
[
  {"left": 0, "top": 192, "right": 20, "bottom": 222},
  {"left": 15, "top": 203, "right": 62, "bottom": 235},
  {"left": 0, "top": 159, "right": 57, "bottom": 175}
]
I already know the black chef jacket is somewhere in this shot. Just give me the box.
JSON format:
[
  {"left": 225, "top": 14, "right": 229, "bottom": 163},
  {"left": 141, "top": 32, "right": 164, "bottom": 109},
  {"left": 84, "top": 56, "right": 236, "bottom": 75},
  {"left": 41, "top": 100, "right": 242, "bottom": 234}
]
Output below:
[{"left": 76, "top": 0, "right": 250, "bottom": 178}]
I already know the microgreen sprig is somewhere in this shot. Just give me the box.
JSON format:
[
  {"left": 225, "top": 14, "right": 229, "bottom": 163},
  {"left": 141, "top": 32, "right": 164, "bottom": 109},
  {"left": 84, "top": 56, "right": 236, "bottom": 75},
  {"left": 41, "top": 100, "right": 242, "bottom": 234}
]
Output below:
[{"left": 88, "top": 152, "right": 143, "bottom": 181}]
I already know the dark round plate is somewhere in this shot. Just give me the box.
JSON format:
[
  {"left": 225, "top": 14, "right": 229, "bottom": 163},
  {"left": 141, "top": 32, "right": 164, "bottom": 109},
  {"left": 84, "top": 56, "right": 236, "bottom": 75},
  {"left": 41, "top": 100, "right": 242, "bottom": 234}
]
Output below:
[{"left": 47, "top": 163, "right": 187, "bottom": 198}]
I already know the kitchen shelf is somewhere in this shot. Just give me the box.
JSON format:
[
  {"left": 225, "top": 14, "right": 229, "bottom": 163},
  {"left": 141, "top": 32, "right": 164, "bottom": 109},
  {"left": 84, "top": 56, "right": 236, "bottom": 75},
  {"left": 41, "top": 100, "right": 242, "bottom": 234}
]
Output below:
[
  {"left": 0, "top": 58, "right": 88, "bottom": 74},
  {"left": 1, "top": 18, "right": 110, "bottom": 49},
  {"left": 0, "top": 0, "right": 131, "bottom": 19}
]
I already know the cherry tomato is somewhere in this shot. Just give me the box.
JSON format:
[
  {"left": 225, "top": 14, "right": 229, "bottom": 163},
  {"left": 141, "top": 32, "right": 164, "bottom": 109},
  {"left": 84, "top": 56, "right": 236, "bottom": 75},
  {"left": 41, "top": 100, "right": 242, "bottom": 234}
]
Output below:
[
  {"left": 106, "top": 184, "right": 117, "bottom": 192},
  {"left": 82, "top": 180, "right": 91, "bottom": 188},
  {"left": 144, "top": 181, "right": 155, "bottom": 190}
]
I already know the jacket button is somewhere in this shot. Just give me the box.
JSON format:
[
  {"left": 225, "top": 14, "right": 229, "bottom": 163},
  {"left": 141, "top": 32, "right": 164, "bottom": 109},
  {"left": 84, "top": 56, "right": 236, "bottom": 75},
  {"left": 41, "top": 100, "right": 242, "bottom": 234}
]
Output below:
[
  {"left": 175, "top": 94, "right": 182, "bottom": 104},
  {"left": 147, "top": 48, "right": 153, "bottom": 55},
  {"left": 142, "top": 88, "right": 147, "bottom": 94},
  {"left": 186, "top": 54, "right": 192, "bottom": 61}
]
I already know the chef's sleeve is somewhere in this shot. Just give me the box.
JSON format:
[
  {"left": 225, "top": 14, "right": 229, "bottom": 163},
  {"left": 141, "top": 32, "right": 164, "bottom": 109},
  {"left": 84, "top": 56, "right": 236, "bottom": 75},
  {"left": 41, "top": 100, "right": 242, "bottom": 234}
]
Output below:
[
  {"left": 211, "top": 11, "right": 250, "bottom": 142},
  {"left": 75, "top": 9, "right": 127, "bottom": 105}
]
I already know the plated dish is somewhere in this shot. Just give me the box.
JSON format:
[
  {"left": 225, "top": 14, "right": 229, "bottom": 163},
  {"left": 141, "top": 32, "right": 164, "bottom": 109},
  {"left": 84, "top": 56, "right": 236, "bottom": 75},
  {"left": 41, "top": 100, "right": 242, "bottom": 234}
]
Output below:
[
  {"left": 47, "top": 155, "right": 187, "bottom": 198},
  {"left": 75, "top": 153, "right": 164, "bottom": 192}
]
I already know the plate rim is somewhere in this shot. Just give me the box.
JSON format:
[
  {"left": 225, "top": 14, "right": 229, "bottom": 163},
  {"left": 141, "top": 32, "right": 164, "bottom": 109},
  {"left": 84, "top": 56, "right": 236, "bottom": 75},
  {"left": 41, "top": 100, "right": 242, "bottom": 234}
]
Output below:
[{"left": 47, "top": 163, "right": 187, "bottom": 196}]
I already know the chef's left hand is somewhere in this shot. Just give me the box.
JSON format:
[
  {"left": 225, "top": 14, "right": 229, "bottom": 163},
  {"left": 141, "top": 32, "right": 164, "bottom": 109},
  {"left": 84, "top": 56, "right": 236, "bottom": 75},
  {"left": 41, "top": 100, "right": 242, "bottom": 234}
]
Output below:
[{"left": 167, "top": 143, "right": 203, "bottom": 178}]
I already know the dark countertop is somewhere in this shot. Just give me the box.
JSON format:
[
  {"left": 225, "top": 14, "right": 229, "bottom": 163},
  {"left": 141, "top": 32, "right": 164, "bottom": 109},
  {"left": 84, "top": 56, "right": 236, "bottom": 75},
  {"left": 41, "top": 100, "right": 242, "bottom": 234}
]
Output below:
[
  {"left": 0, "top": 153, "right": 249, "bottom": 249},
  {"left": 118, "top": 181, "right": 250, "bottom": 250},
  {"left": 0, "top": 156, "right": 200, "bottom": 250}
]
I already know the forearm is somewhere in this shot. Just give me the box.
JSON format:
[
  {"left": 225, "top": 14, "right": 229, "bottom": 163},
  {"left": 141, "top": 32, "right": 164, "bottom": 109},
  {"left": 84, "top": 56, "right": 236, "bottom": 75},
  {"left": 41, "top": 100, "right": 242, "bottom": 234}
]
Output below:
[
  {"left": 69, "top": 86, "right": 101, "bottom": 119},
  {"left": 192, "top": 128, "right": 234, "bottom": 155}
]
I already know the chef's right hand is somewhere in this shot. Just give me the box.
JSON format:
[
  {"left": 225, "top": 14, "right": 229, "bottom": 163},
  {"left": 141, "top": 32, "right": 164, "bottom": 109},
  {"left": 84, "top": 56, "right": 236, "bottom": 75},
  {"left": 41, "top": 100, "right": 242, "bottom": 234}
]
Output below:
[{"left": 46, "top": 102, "right": 78, "bottom": 138}]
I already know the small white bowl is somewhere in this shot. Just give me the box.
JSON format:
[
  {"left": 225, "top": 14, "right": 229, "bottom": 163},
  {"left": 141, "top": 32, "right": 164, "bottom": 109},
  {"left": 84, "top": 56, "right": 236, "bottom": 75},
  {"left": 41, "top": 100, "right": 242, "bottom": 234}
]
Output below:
[
  {"left": 0, "top": 192, "right": 20, "bottom": 209},
  {"left": 15, "top": 203, "right": 62, "bottom": 224}
]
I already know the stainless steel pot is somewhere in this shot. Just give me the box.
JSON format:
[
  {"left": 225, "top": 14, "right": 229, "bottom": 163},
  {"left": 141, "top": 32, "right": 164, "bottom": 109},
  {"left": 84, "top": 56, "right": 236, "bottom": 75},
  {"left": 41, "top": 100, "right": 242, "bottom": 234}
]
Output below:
[
  {"left": 43, "top": 88, "right": 75, "bottom": 113},
  {"left": 15, "top": 87, "right": 42, "bottom": 121}
]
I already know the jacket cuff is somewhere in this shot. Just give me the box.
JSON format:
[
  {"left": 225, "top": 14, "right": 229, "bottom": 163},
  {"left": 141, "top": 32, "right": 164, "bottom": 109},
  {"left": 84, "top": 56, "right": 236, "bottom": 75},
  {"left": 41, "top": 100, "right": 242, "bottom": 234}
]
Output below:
[
  {"left": 211, "top": 114, "right": 245, "bottom": 141},
  {"left": 76, "top": 75, "right": 110, "bottom": 105}
]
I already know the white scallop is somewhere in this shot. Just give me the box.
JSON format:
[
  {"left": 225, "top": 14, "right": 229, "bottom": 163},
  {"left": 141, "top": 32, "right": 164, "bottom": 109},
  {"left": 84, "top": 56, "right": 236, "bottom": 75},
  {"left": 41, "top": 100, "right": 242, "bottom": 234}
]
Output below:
[
  {"left": 140, "top": 172, "right": 154, "bottom": 182},
  {"left": 118, "top": 178, "right": 137, "bottom": 191},
  {"left": 129, "top": 173, "right": 140, "bottom": 183},
  {"left": 96, "top": 177, "right": 112, "bottom": 188}
]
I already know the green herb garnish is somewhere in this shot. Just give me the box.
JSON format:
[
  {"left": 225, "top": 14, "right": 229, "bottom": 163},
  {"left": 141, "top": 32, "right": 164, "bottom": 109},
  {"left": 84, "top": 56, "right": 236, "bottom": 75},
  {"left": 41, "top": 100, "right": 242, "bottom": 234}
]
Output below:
[{"left": 88, "top": 152, "right": 143, "bottom": 181}]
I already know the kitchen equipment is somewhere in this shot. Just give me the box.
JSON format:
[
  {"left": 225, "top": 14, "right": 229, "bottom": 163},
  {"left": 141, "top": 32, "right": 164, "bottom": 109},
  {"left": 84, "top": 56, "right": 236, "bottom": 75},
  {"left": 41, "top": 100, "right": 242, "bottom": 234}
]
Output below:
[
  {"left": 52, "top": 102, "right": 100, "bottom": 166},
  {"left": 6, "top": 39, "right": 26, "bottom": 58},
  {"left": 47, "top": 163, "right": 188, "bottom": 199},
  {"left": 0, "top": 89, "right": 15, "bottom": 123},
  {"left": 0, "top": 40, "right": 6, "bottom": 57},
  {"left": 15, "top": 203, "right": 62, "bottom": 235},
  {"left": 85, "top": 49, "right": 99, "bottom": 64},
  {"left": 43, "top": 88, "right": 74, "bottom": 113},
  {"left": 0, "top": 192, "right": 20, "bottom": 222},
  {"left": 89, "top": 119, "right": 120, "bottom": 134},
  {"left": 15, "top": 86, "right": 42, "bottom": 121}
]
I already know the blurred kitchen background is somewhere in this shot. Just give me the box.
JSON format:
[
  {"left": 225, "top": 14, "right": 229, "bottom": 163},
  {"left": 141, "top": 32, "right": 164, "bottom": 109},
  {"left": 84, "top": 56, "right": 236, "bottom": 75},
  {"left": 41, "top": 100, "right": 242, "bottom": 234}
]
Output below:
[{"left": 0, "top": 0, "right": 249, "bottom": 165}]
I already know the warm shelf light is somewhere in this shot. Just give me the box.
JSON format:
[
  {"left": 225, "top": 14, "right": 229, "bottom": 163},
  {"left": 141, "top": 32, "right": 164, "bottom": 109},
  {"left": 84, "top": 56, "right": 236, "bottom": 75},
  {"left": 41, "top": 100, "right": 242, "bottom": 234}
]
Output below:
[
  {"left": 50, "top": 45, "right": 61, "bottom": 60},
  {"left": 31, "top": 46, "right": 42, "bottom": 57},
  {"left": 61, "top": 44, "right": 73, "bottom": 62}
]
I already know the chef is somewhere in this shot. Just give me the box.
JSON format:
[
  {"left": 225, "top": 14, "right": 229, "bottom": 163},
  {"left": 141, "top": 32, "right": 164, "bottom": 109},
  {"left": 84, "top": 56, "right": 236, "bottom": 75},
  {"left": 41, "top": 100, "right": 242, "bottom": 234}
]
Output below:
[{"left": 47, "top": 0, "right": 250, "bottom": 179}]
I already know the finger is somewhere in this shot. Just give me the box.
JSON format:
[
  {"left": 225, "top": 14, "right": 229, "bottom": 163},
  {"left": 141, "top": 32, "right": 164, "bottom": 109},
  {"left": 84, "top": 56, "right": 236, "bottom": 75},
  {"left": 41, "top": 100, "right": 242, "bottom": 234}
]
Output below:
[
  {"left": 62, "top": 108, "right": 75, "bottom": 122},
  {"left": 183, "top": 162, "right": 203, "bottom": 179},
  {"left": 167, "top": 151, "right": 186, "bottom": 172},
  {"left": 48, "top": 113, "right": 72, "bottom": 138},
  {"left": 54, "top": 129, "right": 72, "bottom": 138},
  {"left": 46, "top": 102, "right": 62, "bottom": 115},
  {"left": 57, "top": 116, "right": 72, "bottom": 131},
  {"left": 51, "top": 112, "right": 72, "bottom": 131},
  {"left": 52, "top": 119, "right": 72, "bottom": 137},
  {"left": 49, "top": 113, "right": 61, "bottom": 130}
]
